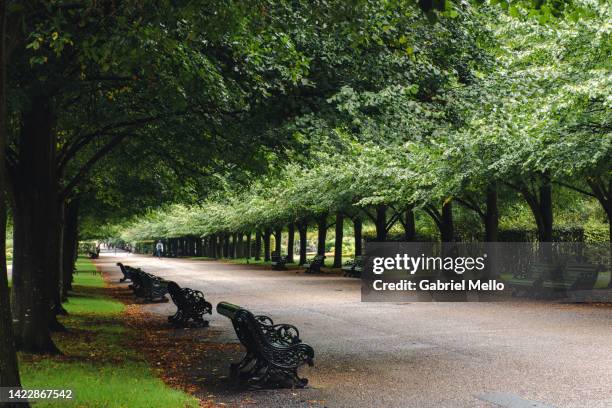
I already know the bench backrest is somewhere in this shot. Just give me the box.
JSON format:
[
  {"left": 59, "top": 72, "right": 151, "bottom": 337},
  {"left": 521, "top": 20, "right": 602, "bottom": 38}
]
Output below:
[
  {"left": 527, "top": 263, "right": 556, "bottom": 278},
  {"left": 116, "top": 262, "right": 128, "bottom": 275},
  {"left": 563, "top": 262, "right": 598, "bottom": 280},
  {"left": 312, "top": 255, "right": 325, "bottom": 264},
  {"left": 167, "top": 281, "right": 187, "bottom": 305}
]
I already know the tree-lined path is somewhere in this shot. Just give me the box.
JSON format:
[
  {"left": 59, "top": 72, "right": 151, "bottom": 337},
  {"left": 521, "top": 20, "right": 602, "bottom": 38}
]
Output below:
[{"left": 96, "top": 252, "right": 612, "bottom": 408}]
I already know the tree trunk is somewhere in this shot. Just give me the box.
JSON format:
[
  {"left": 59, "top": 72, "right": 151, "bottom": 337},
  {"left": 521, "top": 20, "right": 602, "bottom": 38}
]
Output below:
[
  {"left": 485, "top": 185, "right": 499, "bottom": 242},
  {"left": 333, "top": 213, "right": 344, "bottom": 268},
  {"left": 223, "top": 235, "right": 227, "bottom": 258},
  {"left": 440, "top": 201, "right": 454, "bottom": 242},
  {"left": 236, "top": 234, "right": 242, "bottom": 258},
  {"left": 0, "top": 2, "right": 25, "bottom": 389},
  {"left": 62, "top": 200, "right": 79, "bottom": 298},
  {"left": 196, "top": 238, "right": 202, "bottom": 257},
  {"left": 353, "top": 217, "right": 362, "bottom": 256},
  {"left": 232, "top": 233, "right": 238, "bottom": 258},
  {"left": 298, "top": 222, "right": 308, "bottom": 265},
  {"left": 0, "top": 189, "right": 22, "bottom": 394},
  {"left": 404, "top": 207, "right": 416, "bottom": 241},
  {"left": 255, "top": 231, "right": 261, "bottom": 261},
  {"left": 263, "top": 228, "right": 271, "bottom": 261},
  {"left": 539, "top": 179, "right": 553, "bottom": 242},
  {"left": 287, "top": 223, "right": 295, "bottom": 263},
  {"left": 375, "top": 205, "right": 387, "bottom": 241},
  {"left": 48, "top": 197, "right": 67, "bottom": 328},
  {"left": 10, "top": 94, "right": 59, "bottom": 353},
  {"left": 317, "top": 214, "right": 327, "bottom": 256},
  {"left": 274, "top": 228, "right": 282, "bottom": 255},
  {"left": 245, "top": 232, "right": 251, "bottom": 260}
]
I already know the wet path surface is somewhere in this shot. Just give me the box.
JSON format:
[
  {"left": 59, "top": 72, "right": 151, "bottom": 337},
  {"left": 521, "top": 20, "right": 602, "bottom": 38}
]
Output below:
[{"left": 96, "top": 252, "right": 612, "bottom": 408}]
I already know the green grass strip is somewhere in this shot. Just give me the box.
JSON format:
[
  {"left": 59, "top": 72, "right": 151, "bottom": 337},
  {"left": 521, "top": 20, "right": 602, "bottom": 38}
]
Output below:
[{"left": 19, "top": 257, "right": 199, "bottom": 408}]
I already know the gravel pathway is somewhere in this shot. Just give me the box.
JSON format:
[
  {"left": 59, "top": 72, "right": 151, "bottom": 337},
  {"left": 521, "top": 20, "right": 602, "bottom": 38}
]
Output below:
[{"left": 96, "top": 251, "right": 612, "bottom": 408}]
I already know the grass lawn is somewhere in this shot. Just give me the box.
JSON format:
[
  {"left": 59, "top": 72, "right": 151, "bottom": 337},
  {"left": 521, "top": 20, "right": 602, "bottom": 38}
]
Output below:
[{"left": 18, "top": 257, "right": 199, "bottom": 408}]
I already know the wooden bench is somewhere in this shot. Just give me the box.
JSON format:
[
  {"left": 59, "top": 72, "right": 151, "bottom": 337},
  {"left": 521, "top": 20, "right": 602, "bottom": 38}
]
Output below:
[
  {"left": 217, "top": 301, "right": 314, "bottom": 388},
  {"left": 506, "top": 263, "right": 556, "bottom": 297},
  {"left": 271, "top": 252, "right": 288, "bottom": 270},
  {"left": 342, "top": 256, "right": 364, "bottom": 278},
  {"left": 304, "top": 255, "right": 325, "bottom": 274},
  {"left": 167, "top": 281, "right": 212, "bottom": 327},
  {"left": 88, "top": 251, "right": 99, "bottom": 259},
  {"left": 542, "top": 262, "right": 599, "bottom": 291}
]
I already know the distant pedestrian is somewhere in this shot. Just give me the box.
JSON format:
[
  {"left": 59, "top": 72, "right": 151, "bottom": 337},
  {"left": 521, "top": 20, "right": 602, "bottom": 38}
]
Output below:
[{"left": 155, "top": 241, "right": 164, "bottom": 259}]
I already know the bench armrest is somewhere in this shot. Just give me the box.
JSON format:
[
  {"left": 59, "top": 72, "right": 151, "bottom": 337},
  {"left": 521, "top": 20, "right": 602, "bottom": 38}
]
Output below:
[{"left": 264, "top": 323, "right": 301, "bottom": 345}]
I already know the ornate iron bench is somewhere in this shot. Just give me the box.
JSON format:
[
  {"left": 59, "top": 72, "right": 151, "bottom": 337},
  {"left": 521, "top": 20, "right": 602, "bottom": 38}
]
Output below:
[
  {"left": 342, "top": 256, "right": 364, "bottom": 277},
  {"left": 128, "top": 269, "right": 168, "bottom": 302},
  {"left": 116, "top": 262, "right": 134, "bottom": 282},
  {"left": 304, "top": 255, "right": 325, "bottom": 274},
  {"left": 507, "top": 263, "right": 556, "bottom": 297},
  {"left": 167, "top": 281, "right": 212, "bottom": 327},
  {"left": 217, "top": 301, "right": 314, "bottom": 389},
  {"left": 542, "top": 262, "right": 599, "bottom": 292},
  {"left": 271, "top": 252, "right": 288, "bottom": 270}
]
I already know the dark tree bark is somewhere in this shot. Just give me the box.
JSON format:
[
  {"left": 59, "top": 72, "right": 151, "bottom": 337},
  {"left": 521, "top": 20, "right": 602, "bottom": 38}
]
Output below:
[
  {"left": 333, "top": 213, "right": 344, "bottom": 268},
  {"left": 0, "top": 193, "right": 22, "bottom": 394},
  {"left": 211, "top": 235, "right": 218, "bottom": 258},
  {"left": 224, "top": 234, "right": 230, "bottom": 258},
  {"left": 236, "top": 234, "right": 243, "bottom": 258},
  {"left": 485, "top": 185, "right": 499, "bottom": 242},
  {"left": 61, "top": 200, "right": 79, "bottom": 299},
  {"left": 353, "top": 217, "right": 362, "bottom": 256},
  {"left": 440, "top": 201, "right": 454, "bottom": 242},
  {"left": 10, "top": 94, "right": 59, "bottom": 353},
  {"left": 539, "top": 179, "right": 553, "bottom": 242},
  {"left": 263, "top": 228, "right": 271, "bottom": 261},
  {"left": 232, "top": 233, "right": 238, "bottom": 258},
  {"left": 375, "top": 205, "right": 387, "bottom": 241},
  {"left": 287, "top": 223, "right": 295, "bottom": 263},
  {"left": 297, "top": 222, "right": 308, "bottom": 265},
  {"left": 508, "top": 175, "right": 554, "bottom": 242},
  {"left": 404, "top": 207, "right": 416, "bottom": 241},
  {"left": 255, "top": 230, "right": 261, "bottom": 260},
  {"left": 0, "top": 1, "right": 24, "bottom": 391},
  {"left": 274, "top": 227, "right": 282, "bottom": 255},
  {"left": 425, "top": 200, "right": 454, "bottom": 243},
  {"left": 245, "top": 232, "right": 251, "bottom": 260},
  {"left": 196, "top": 238, "right": 202, "bottom": 257},
  {"left": 317, "top": 213, "right": 328, "bottom": 256}
]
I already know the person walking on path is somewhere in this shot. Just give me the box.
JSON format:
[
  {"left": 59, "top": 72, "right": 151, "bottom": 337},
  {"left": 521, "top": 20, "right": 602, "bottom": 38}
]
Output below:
[{"left": 155, "top": 241, "right": 164, "bottom": 259}]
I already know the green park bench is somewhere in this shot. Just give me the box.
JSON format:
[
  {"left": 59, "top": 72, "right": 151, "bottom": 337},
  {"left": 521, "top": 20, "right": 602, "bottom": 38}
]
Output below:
[
  {"left": 128, "top": 268, "right": 169, "bottom": 302},
  {"left": 542, "top": 262, "right": 599, "bottom": 291},
  {"left": 342, "top": 256, "right": 364, "bottom": 277},
  {"left": 304, "top": 255, "right": 325, "bottom": 274},
  {"left": 117, "top": 262, "right": 134, "bottom": 282},
  {"left": 217, "top": 301, "right": 314, "bottom": 388},
  {"left": 166, "top": 281, "right": 212, "bottom": 327},
  {"left": 506, "top": 263, "right": 556, "bottom": 297},
  {"left": 271, "top": 251, "right": 288, "bottom": 270}
]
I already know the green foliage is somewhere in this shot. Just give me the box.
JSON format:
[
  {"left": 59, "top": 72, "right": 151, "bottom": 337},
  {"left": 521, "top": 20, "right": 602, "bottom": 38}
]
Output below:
[{"left": 80, "top": 1, "right": 609, "bottom": 243}]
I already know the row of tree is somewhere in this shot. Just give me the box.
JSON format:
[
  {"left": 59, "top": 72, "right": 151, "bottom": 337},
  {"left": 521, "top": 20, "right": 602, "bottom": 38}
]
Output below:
[
  {"left": 0, "top": 0, "right": 608, "bottom": 397},
  {"left": 120, "top": 2, "right": 610, "bottom": 268}
]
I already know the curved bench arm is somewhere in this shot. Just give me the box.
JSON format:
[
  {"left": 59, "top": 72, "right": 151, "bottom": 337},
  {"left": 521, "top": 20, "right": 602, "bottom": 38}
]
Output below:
[
  {"left": 264, "top": 323, "right": 301, "bottom": 345},
  {"left": 254, "top": 315, "right": 274, "bottom": 326}
]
